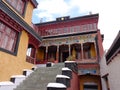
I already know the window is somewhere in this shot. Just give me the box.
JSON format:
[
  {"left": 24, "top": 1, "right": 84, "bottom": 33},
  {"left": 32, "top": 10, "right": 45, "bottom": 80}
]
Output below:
[
  {"left": 26, "top": 45, "right": 35, "bottom": 58},
  {"left": 83, "top": 82, "right": 98, "bottom": 90},
  {"left": 26, "top": 48, "right": 32, "bottom": 56},
  {"left": 6, "top": 0, "right": 26, "bottom": 15},
  {"left": 93, "top": 23, "right": 97, "bottom": 29},
  {"left": 0, "top": 22, "right": 18, "bottom": 52},
  {"left": 83, "top": 43, "right": 96, "bottom": 59},
  {"left": 83, "top": 44, "right": 91, "bottom": 59}
]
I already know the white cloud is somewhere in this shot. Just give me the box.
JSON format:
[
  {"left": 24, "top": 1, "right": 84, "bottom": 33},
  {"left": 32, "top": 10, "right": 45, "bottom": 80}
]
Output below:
[
  {"left": 36, "top": 0, "right": 71, "bottom": 21},
  {"left": 68, "top": 0, "right": 100, "bottom": 13},
  {"left": 34, "top": 0, "right": 120, "bottom": 49}
]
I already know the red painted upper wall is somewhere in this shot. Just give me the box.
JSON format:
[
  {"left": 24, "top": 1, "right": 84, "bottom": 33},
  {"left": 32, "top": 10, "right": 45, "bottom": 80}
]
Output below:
[{"left": 35, "top": 14, "right": 99, "bottom": 37}]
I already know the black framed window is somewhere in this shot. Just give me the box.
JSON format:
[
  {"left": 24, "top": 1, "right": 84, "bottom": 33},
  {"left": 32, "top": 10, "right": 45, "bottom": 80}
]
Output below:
[
  {"left": 0, "top": 21, "right": 18, "bottom": 53},
  {"left": 6, "top": 0, "right": 27, "bottom": 15}
]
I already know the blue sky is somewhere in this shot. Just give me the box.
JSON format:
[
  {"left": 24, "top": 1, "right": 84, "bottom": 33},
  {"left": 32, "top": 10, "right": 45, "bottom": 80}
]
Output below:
[{"left": 32, "top": 0, "right": 120, "bottom": 50}]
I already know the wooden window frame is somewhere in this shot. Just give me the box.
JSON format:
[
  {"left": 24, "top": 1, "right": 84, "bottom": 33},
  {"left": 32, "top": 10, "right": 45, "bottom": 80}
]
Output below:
[
  {"left": 0, "top": 21, "right": 21, "bottom": 56},
  {"left": 5, "top": 0, "right": 27, "bottom": 16}
]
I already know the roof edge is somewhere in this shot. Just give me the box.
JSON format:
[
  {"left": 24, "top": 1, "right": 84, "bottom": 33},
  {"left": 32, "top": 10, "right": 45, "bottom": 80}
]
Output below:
[
  {"left": 30, "top": 0, "right": 38, "bottom": 8},
  {"left": 106, "top": 30, "right": 120, "bottom": 63},
  {"left": 106, "top": 31, "right": 120, "bottom": 56}
]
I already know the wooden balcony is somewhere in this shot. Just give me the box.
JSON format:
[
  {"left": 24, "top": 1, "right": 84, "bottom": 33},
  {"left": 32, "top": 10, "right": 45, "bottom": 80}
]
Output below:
[{"left": 26, "top": 56, "right": 35, "bottom": 64}]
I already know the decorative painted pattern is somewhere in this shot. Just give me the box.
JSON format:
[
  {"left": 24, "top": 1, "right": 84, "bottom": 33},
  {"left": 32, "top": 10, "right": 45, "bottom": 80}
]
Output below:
[
  {"left": 41, "top": 34, "right": 96, "bottom": 46},
  {"left": 78, "top": 69, "right": 99, "bottom": 75}
]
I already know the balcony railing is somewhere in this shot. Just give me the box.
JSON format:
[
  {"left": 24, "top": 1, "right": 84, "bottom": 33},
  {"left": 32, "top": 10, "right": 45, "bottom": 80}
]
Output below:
[
  {"left": 39, "top": 23, "right": 97, "bottom": 37},
  {"left": 26, "top": 56, "right": 35, "bottom": 64}
]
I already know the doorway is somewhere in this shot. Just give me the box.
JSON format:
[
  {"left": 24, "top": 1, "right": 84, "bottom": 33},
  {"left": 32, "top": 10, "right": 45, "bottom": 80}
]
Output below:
[
  {"left": 62, "top": 51, "right": 69, "bottom": 62},
  {"left": 83, "top": 83, "right": 98, "bottom": 90},
  {"left": 59, "top": 45, "right": 69, "bottom": 62}
]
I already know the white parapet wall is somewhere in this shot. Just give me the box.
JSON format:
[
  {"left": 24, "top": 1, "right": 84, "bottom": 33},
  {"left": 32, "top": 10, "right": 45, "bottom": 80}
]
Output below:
[
  {"left": 47, "top": 82, "right": 66, "bottom": 88},
  {"left": 56, "top": 75, "right": 70, "bottom": 79},
  {"left": 0, "top": 81, "right": 16, "bottom": 90},
  {"left": 62, "top": 67, "right": 72, "bottom": 71}
]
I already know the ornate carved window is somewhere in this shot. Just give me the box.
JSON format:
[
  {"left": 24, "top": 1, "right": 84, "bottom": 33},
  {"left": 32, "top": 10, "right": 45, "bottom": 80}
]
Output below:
[
  {"left": 6, "top": 0, "right": 26, "bottom": 15},
  {"left": 0, "top": 21, "right": 18, "bottom": 52}
]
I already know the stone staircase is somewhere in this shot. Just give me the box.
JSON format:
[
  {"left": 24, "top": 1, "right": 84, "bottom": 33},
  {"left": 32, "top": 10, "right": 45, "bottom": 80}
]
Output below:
[{"left": 14, "top": 63, "right": 64, "bottom": 90}]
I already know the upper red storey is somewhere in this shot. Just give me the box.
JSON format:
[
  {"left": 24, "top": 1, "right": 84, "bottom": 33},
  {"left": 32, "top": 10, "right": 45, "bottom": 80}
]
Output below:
[{"left": 35, "top": 14, "right": 99, "bottom": 37}]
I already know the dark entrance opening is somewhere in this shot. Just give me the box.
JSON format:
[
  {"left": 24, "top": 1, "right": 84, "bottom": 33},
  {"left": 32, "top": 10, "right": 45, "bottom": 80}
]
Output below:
[
  {"left": 59, "top": 45, "right": 69, "bottom": 62},
  {"left": 84, "top": 84, "right": 98, "bottom": 90},
  {"left": 62, "top": 51, "right": 69, "bottom": 62}
]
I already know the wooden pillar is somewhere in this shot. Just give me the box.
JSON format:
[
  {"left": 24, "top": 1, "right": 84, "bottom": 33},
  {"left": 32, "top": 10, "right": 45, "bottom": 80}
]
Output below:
[
  {"left": 30, "top": 48, "right": 35, "bottom": 58},
  {"left": 69, "top": 44, "right": 71, "bottom": 56},
  {"left": 34, "top": 47, "right": 38, "bottom": 64},
  {"left": 81, "top": 43, "right": 84, "bottom": 60},
  {"left": 94, "top": 42, "right": 97, "bottom": 59},
  {"left": 46, "top": 46, "right": 48, "bottom": 61},
  {"left": 30, "top": 47, "right": 36, "bottom": 64},
  {"left": 56, "top": 45, "right": 59, "bottom": 62}
]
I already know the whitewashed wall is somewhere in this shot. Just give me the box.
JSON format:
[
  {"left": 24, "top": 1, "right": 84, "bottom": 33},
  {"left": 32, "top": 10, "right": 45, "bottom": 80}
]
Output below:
[
  {"left": 100, "top": 53, "right": 108, "bottom": 90},
  {"left": 107, "top": 54, "right": 120, "bottom": 90},
  {"left": 100, "top": 52, "right": 120, "bottom": 90}
]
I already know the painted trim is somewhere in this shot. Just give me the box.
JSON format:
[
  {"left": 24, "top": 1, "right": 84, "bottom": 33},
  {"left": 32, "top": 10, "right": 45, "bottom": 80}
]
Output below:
[
  {"left": 0, "top": 11, "right": 22, "bottom": 32},
  {"left": 0, "top": 1, "right": 42, "bottom": 42},
  {"left": 43, "top": 31, "right": 97, "bottom": 39}
]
